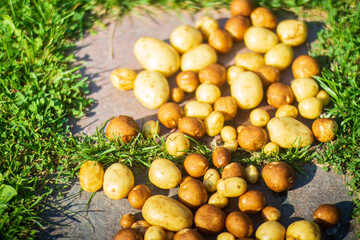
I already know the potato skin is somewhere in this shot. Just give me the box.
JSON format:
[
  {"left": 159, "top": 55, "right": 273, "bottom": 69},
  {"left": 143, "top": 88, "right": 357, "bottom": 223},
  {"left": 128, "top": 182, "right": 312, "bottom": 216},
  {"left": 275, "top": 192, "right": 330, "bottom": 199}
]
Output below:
[
  {"left": 171, "top": 87, "right": 184, "bottom": 103},
  {"left": 313, "top": 204, "right": 341, "bottom": 227},
  {"left": 103, "top": 163, "right": 134, "bottom": 200},
  {"left": 110, "top": 68, "right": 137, "bottom": 91},
  {"left": 312, "top": 118, "right": 338, "bottom": 142},
  {"left": 144, "top": 226, "right": 166, "bottom": 240},
  {"left": 184, "top": 153, "right": 209, "bottom": 178},
  {"left": 195, "top": 204, "right": 226, "bottom": 234},
  {"left": 261, "top": 206, "right": 281, "bottom": 221},
  {"left": 209, "top": 29, "right": 233, "bottom": 53},
  {"left": 166, "top": 132, "right": 190, "bottom": 157},
  {"left": 195, "top": 16, "right": 219, "bottom": 40},
  {"left": 217, "top": 177, "right": 247, "bottom": 197},
  {"left": 230, "top": 0, "right": 255, "bottom": 16},
  {"left": 79, "top": 161, "right": 104, "bottom": 193},
  {"left": 298, "top": 97, "right": 323, "bottom": 119},
  {"left": 276, "top": 20, "right": 307, "bottom": 47},
  {"left": 181, "top": 44, "right": 217, "bottom": 72},
  {"left": 244, "top": 26, "right": 278, "bottom": 53},
  {"left": 203, "top": 168, "right": 221, "bottom": 193},
  {"left": 225, "top": 16, "right": 251, "bottom": 41},
  {"left": 286, "top": 220, "right": 321, "bottom": 240},
  {"left": 178, "top": 178, "right": 208, "bottom": 209},
  {"left": 267, "top": 82, "right": 294, "bottom": 108},
  {"left": 225, "top": 211, "right": 253, "bottom": 238},
  {"left": 235, "top": 52, "right": 264, "bottom": 72},
  {"left": 106, "top": 115, "right": 139, "bottom": 143},
  {"left": 199, "top": 63, "right": 227, "bottom": 88},
  {"left": 120, "top": 213, "right": 136, "bottom": 228},
  {"left": 176, "top": 71, "right": 199, "bottom": 93},
  {"left": 255, "top": 221, "right": 285, "bottom": 240},
  {"left": 212, "top": 147, "right": 231, "bottom": 168},
  {"left": 275, "top": 105, "right": 298, "bottom": 118},
  {"left": 149, "top": 158, "right": 182, "bottom": 189},
  {"left": 157, "top": 102, "right": 184, "bottom": 129},
  {"left": 128, "top": 184, "right": 152, "bottom": 209},
  {"left": 173, "top": 228, "right": 204, "bottom": 240},
  {"left": 178, "top": 116, "right": 206, "bottom": 139},
  {"left": 221, "top": 162, "right": 245, "bottom": 179},
  {"left": 113, "top": 228, "right": 143, "bottom": 240},
  {"left": 238, "top": 125, "right": 267, "bottom": 151},
  {"left": 291, "top": 78, "right": 319, "bottom": 102},
  {"left": 238, "top": 190, "right": 266, "bottom": 214},
  {"left": 264, "top": 43, "right": 294, "bottom": 71},
  {"left": 256, "top": 65, "right": 280, "bottom": 87},
  {"left": 250, "top": 7, "right": 277, "bottom": 29},
  {"left": 184, "top": 101, "right": 212, "bottom": 120},
  {"left": 170, "top": 25, "right": 203, "bottom": 53},
  {"left": 261, "top": 161, "right": 295, "bottom": 192},
  {"left": 292, "top": 55, "right": 320, "bottom": 79}
]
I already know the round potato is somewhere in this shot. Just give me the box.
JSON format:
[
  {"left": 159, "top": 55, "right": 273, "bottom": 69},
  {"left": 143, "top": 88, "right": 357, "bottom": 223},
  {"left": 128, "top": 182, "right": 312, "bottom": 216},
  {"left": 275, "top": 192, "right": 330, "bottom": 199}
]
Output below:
[
  {"left": 113, "top": 228, "right": 143, "bottom": 240},
  {"left": 214, "top": 97, "right": 238, "bottom": 121},
  {"left": 110, "top": 68, "right": 137, "bottom": 91},
  {"left": 244, "top": 26, "right": 278, "bottom": 53},
  {"left": 79, "top": 161, "right": 104, "bottom": 193},
  {"left": 277, "top": 19, "right": 307, "bottom": 47},
  {"left": 178, "top": 178, "right": 208, "bottom": 209},
  {"left": 263, "top": 142, "right": 280, "bottom": 155},
  {"left": 217, "top": 177, "right": 247, "bottom": 197},
  {"left": 128, "top": 184, "right": 152, "bottom": 209},
  {"left": 312, "top": 118, "right": 338, "bottom": 142},
  {"left": 313, "top": 204, "right": 341, "bottom": 228},
  {"left": 291, "top": 78, "right": 319, "bottom": 102},
  {"left": 176, "top": 71, "right": 199, "bottom": 93},
  {"left": 249, "top": 108, "right": 270, "bottom": 127},
  {"left": 316, "top": 89, "right": 330, "bottom": 106},
  {"left": 149, "top": 158, "right": 182, "bottom": 189},
  {"left": 199, "top": 63, "right": 227, "bottom": 88},
  {"left": 173, "top": 228, "right": 204, "bottom": 240},
  {"left": 145, "top": 226, "right": 166, "bottom": 240},
  {"left": 298, "top": 97, "right": 323, "bottom": 119},
  {"left": 227, "top": 65, "right": 246, "bottom": 85},
  {"left": 255, "top": 221, "right": 285, "bottom": 240},
  {"left": 230, "top": 0, "right": 255, "bottom": 16},
  {"left": 195, "top": 83, "right": 221, "bottom": 104},
  {"left": 171, "top": 87, "right": 184, "bottom": 103},
  {"left": 212, "top": 147, "right": 231, "bottom": 168},
  {"left": 235, "top": 52, "right": 264, "bottom": 72},
  {"left": 223, "top": 140, "right": 239, "bottom": 152},
  {"left": 120, "top": 213, "right": 136, "bottom": 228},
  {"left": 195, "top": 16, "right": 219, "bottom": 40},
  {"left": 225, "top": 16, "right": 251, "bottom": 41},
  {"left": 261, "top": 206, "right": 281, "bottom": 221},
  {"left": 166, "top": 132, "right": 190, "bottom": 157},
  {"left": 170, "top": 25, "right": 203, "bottom": 53},
  {"left": 142, "top": 120, "right": 160, "bottom": 139},
  {"left": 158, "top": 102, "right": 184, "bottom": 129},
  {"left": 217, "top": 232, "right": 235, "bottom": 240},
  {"left": 256, "top": 65, "right": 280, "bottom": 87},
  {"left": 178, "top": 116, "right": 206, "bottom": 139},
  {"left": 275, "top": 104, "right": 298, "bottom": 118},
  {"left": 208, "top": 192, "right": 229, "bottom": 209},
  {"left": 226, "top": 211, "right": 253, "bottom": 238},
  {"left": 134, "top": 37, "right": 180, "bottom": 77},
  {"left": 184, "top": 153, "right": 209, "bottom": 178},
  {"left": 245, "top": 165, "right": 260, "bottom": 184},
  {"left": 286, "top": 220, "right": 321, "bottom": 240},
  {"left": 250, "top": 7, "right": 277, "bottom": 29},
  {"left": 262, "top": 161, "right": 295, "bottom": 192},
  {"left": 238, "top": 190, "right": 266, "bottom": 214},
  {"left": 203, "top": 168, "right": 221, "bottom": 193},
  {"left": 209, "top": 29, "right": 233, "bottom": 53},
  {"left": 292, "top": 55, "right": 321, "bottom": 79},
  {"left": 106, "top": 115, "right": 139, "bottom": 143},
  {"left": 205, "top": 111, "right": 224, "bottom": 137},
  {"left": 264, "top": 43, "right": 293, "bottom": 71},
  {"left": 195, "top": 204, "right": 226, "bottom": 234},
  {"left": 103, "top": 163, "right": 134, "bottom": 200},
  {"left": 184, "top": 101, "right": 212, "bottom": 120},
  {"left": 181, "top": 44, "right": 217, "bottom": 72},
  {"left": 238, "top": 125, "right": 267, "bottom": 151},
  {"left": 267, "top": 82, "right": 294, "bottom": 108},
  {"left": 221, "top": 126, "right": 237, "bottom": 141},
  {"left": 222, "top": 162, "right": 246, "bottom": 179}
]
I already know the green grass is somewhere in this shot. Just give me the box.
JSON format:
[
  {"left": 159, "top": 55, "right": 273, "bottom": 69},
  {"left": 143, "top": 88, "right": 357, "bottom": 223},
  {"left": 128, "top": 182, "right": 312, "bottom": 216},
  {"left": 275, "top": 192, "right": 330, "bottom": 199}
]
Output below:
[{"left": 0, "top": 0, "right": 359, "bottom": 239}]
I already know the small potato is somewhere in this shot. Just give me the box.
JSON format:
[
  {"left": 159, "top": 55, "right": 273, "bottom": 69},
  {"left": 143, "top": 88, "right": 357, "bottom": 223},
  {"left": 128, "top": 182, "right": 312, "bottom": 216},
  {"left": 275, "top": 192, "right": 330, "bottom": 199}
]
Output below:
[
  {"left": 255, "top": 221, "right": 285, "bottom": 240},
  {"left": 166, "top": 132, "right": 190, "bottom": 157},
  {"left": 149, "top": 158, "right": 182, "bottom": 189},
  {"left": 184, "top": 153, "right": 209, "bottom": 178},
  {"left": 203, "top": 168, "right": 221, "bottom": 193},
  {"left": 244, "top": 26, "right": 278, "bottom": 53},
  {"left": 249, "top": 108, "right": 270, "bottom": 127},
  {"left": 79, "top": 161, "right": 104, "bottom": 193},
  {"left": 128, "top": 184, "right": 152, "bottom": 209},
  {"left": 235, "top": 52, "right": 264, "bottom": 72},
  {"left": 275, "top": 105, "right": 298, "bottom": 118},
  {"left": 225, "top": 211, "right": 253, "bottom": 238},
  {"left": 106, "top": 115, "right": 139, "bottom": 143},
  {"left": 286, "top": 220, "right": 321, "bottom": 240},
  {"left": 214, "top": 97, "right": 238, "bottom": 121},
  {"left": 238, "top": 190, "right": 266, "bottom": 214},
  {"left": 208, "top": 192, "right": 229, "bottom": 209},
  {"left": 244, "top": 165, "right": 259, "bottom": 184},
  {"left": 120, "top": 213, "right": 136, "bottom": 228},
  {"left": 277, "top": 20, "right": 307, "bottom": 47},
  {"left": 205, "top": 111, "right": 224, "bottom": 137},
  {"left": 145, "top": 226, "right": 166, "bottom": 240},
  {"left": 262, "top": 161, "right": 295, "bottom": 192},
  {"left": 313, "top": 204, "right": 341, "bottom": 228},
  {"left": 221, "top": 126, "right": 237, "bottom": 141},
  {"left": 209, "top": 29, "right": 233, "bottom": 53},
  {"left": 230, "top": 0, "right": 255, "bottom": 16},
  {"left": 227, "top": 65, "right": 246, "bottom": 85},
  {"left": 131, "top": 220, "right": 152, "bottom": 235},
  {"left": 178, "top": 178, "right": 208, "bottom": 209},
  {"left": 212, "top": 147, "right": 231, "bottom": 168},
  {"left": 264, "top": 43, "right": 293, "bottom": 71},
  {"left": 113, "top": 228, "right": 143, "bottom": 240},
  {"left": 110, "top": 68, "right": 137, "bottom": 91},
  {"left": 103, "top": 163, "right": 134, "bottom": 200},
  {"left": 238, "top": 125, "right": 267, "bottom": 151},
  {"left": 217, "top": 232, "right": 236, "bottom": 240},
  {"left": 181, "top": 44, "right": 217, "bottom": 72},
  {"left": 195, "top": 16, "right": 219, "bottom": 40},
  {"left": 178, "top": 116, "right": 206, "bottom": 139},
  {"left": 222, "top": 162, "right": 246, "bottom": 179},
  {"left": 196, "top": 83, "right": 221, "bottom": 104},
  {"left": 158, "top": 102, "right": 184, "bottom": 129},
  {"left": 223, "top": 140, "right": 239, "bottom": 152},
  {"left": 256, "top": 65, "right": 280, "bottom": 87},
  {"left": 267, "top": 82, "right": 294, "bottom": 108},
  {"left": 217, "top": 177, "right": 247, "bottom": 197},
  {"left": 173, "top": 228, "right": 204, "bottom": 240},
  {"left": 250, "top": 7, "right": 277, "bottom": 29},
  {"left": 263, "top": 142, "right": 280, "bottom": 155},
  {"left": 184, "top": 101, "right": 212, "bottom": 120},
  {"left": 298, "top": 97, "right": 323, "bottom": 119},
  {"left": 142, "top": 120, "right": 160, "bottom": 138},
  {"left": 316, "top": 89, "right": 330, "bottom": 106},
  {"left": 199, "top": 63, "right": 227, "bottom": 88},
  {"left": 176, "top": 71, "right": 199, "bottom": 93},
  {"left": 195, "top": 204, "right": 226, "bottom": 234},
  {"left": 261, "top": 206, "right": 281, "bottom": 221},
  {"left": 292, "top": 55, "right": 321, "bottom": 79},
  {"left": 225, "top": 16, "right": 251, "bottom": 41},
  {"left": 291, "top": 78, "right": 319, "bottom": 102},
  {"left": 312, "top": 118, "right": 338, "bottom": 142},
  {"left": 170, "top": 25, "right": 203, "bottom": 53},
  {"left": 171, "top": 87, "right": 184, "bottom": 103}
]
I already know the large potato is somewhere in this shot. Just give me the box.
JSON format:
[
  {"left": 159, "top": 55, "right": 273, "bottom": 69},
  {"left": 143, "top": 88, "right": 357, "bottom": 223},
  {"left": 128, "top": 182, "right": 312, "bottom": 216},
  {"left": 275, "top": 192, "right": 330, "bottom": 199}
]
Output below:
[
  {"left": 214, "top": 97, "right": 238, "bottom": 121},
  {"left": 79, "top": 161, "right": 104, "bottom": 192},
  {"left": 286, "top": 220, "right": 321, "bottom": 240},
  {"left": 205, "top": 111, "right": 224, "bottom": 137},
  {"left": 231, "top": 71, "right": 263, "bottom": 109},
  {"left": 244, "top": 26, "right": 278, "bottom": 53},
  {"left": 103, "top": 163, "right": 134, "bottom": 200},
  {"left": 178, "top": 116, "right": 206, "bottom": 139},
  {"left": 181, "top": 44, "right": 217, "bottom": 72},
  {"left": 225, "top": 211, "right": 253, "bottom": 238},
  {"left": 170, "top": 25, "right": 203, "bottom": 53},
  {"left": 142, "top": 195, "right": 193, "bottom": 231},
  {"left": 277, "top": 20, "right": 307, "bottom": 47},
  {"left": 149, "top": 158, "right": 182, "bottom": 189},
  {"left": 134, "top": 37, "right": 180, "bottom": 77},
  {"left": 217, "top": 177, "right": 247, "bottom": 197},
  {"left": 291, "top": 78, "right": 319, "bottom": 102},
  {"left": 238, "top": 125, "right": 267, "bottom": 151},
  {"left": 133, "top": 71, "right": 169, "bottom": 109},
  {"left": 267, "top": 116, "right": 314, "bottom": 148},
  {"left": 264, "top": 43, "right": 293, "bottom": 71}
]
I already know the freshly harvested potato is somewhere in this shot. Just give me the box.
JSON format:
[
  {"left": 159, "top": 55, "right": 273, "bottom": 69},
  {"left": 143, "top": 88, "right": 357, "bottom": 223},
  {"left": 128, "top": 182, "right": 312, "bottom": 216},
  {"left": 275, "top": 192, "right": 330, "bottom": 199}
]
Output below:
[
  {"left": 142, "top": 195, "right": 193, "bottom": 231},
  {"left": 313, "top": 204, "right": 341, "bottom": 227},
  {"left": 181, "top": 44, "right": 217, "bottom": 72},
  {"left": 264, "top": 43, "right": 293, "bottom": 71},
  {"left": 203, "top": 168, "right": 221, "bottom": 193},
  {"left": 225, "top": 16, "right": 251, "bottom": 41},
  {"left": 244, "top": 26, "right": 278, "bottom": 53},
  {"left": 298, "top": 97, "right": 323, "bottom": 119},
  {"left": 292, "top": 55, "right": 321, "bottom": 79},
  {"left": 261, "top": 206, "right": 281, "bottom": 221},
  {"left": 178, "top": 116, "right": 206, "bottom": 139},
  {"left": 267, "top": 82, "right": 294, "bottom": 108},
  {"left": 227, "top": 65, "right": 246, "bottom": 85},
  {"left": 205, "top": 111, "right": 224, "bottom": 137},
  {"left": 231, "top": 71, "right": 263, "bottom": 109},
  {"left": 120, "top": 213, "right": 136, "bottom": 228},
  {"left": 149, "top": 158, "right": 182, "bottom": 189},
  {"left": 250, "top": 7, "right": 277, "bottom": 29},
  {"left": 113, "top": 228, "right": 143, "bottom": 240},
  {"left": 134, "top": 37, "right": 180, "bottom": 77},
  {"left": 316, "top": 89, "right": 330, "bottom": 106},
  {"left": 255, "top": 221, "right": 285, "bottom": 240},
  {"left": 291, "top": 78, "right": 319, "bottom": 102},
  {"left": 184, "top": 101, "right": 212, "bottom": 120},
  {"left": 217, "top": 232, "right": 235, "bottom": 240},
  {"left": 134, "top": 71, "right": 170, "bottom": 109},
  {"left": 221, "top": 162, "right": 246, "bottom": 179},
  {"left": 263, "top": 142, "right": 280, "bottom": 155},
  {"left": 165, "top": 231, "right": 175, "bottom": 240},
  {"left": 170, "top": 25, "right": 203, "bottom": 53},
  {"left": 214, "top": 97, "right": 238, "bottom": 121},
  {"left": 238, "top": 125, "right": 267, "bottom": 151},
  {"left": 131, "top": 220, "right": 152, "bottom": 235},
  {"left": 195, "top": 83, "right": 221, "bottom": 104},
  {"left": 267, "top": 116, "right": 314, "bottom": 148},
  {"left": 276, "top": 19, "right": 307, "bottom": 47},
  {"left": 106, "top": 115, "right": 139, "bottom": 143},
  {"left": 217, "top": 177, "right": 247, "bottom": 197},
  {"left": 184, "top": 153, "right": 209, "bottom": 178},
  {"left": 128, "top": 184, "right": 152, "bottom": 209},
  {"left": 142, "top": 120, "right": 160, "bottom": 138},
  {"left": 312, "top": 118, "right": 338, "bottom": 142},
  {"left": 171, "top": 87, "right": 184, "bottom": 103},
  {"left": 195, "top": 204, "right": 226, "bottom": 234},
  {"left": 286, "top": 220, "right": 321, "bottom": 240},
  {"left": 176, "top": 71, "right": 199, "bottom": 93},
  {"left": 79, "top": 161, "right": 104, "bottom": 192},
  {"left": 209, "top": 29, "right": 233, "bottom": 53},
  {"left": 221, "top": 126, "right": 237, "bottom": 141},
  {"left": 225, "top": 211, "right": 253, "bottom": 238},
  {"left": 208, "top": 192, "right": 229, "bottom": 209},
  {"left": 178, "top": 178, "right": 208, "bottom": 209},
  {"left": 249, "top": 108, "right": 270, "bottom": 127},
  {"left": 256, "top": 65, "right": 280, "bottom": 87},
  {"left": 238, "top": 190, "right": 266, "bottom": 214},
  {"left": 144, "top": 226, "right": 166, "bottom": 240},
  {"left": 223, "top": 140, "right": 239, "bottom": 152},
  {"left": 230, "top": 0, "right": 255, "bottom": 16},
  {"left": 212, "top": 147, "right": 231, "bottom": 168},
  {"left": 158, "top": 102, "right": 184, "bottom": 129},
  {"left": 173, "top": 228, "right": 204, "bottom": 240},
  {"left": 275, "top": 104, "right": 298, "bottom": 118},
  {"left": 245, "top": 165, "right": 260, "bottom": 184},
  {"left": 195, "top": 16, "right": 219, "bottom": 40},
  {"left": 262, "top": 161, "right": 295, "bottom": 192},
  {"left": 110, "top": 68, "right": 137, "bottom": 91},
  {"left": 199, "top": 63, "right": 227, "bottom": 88},
  {"left": 235, "top": 52, "right": 264, "bottom": 72},
  {"left": 103, "top": 163, "right": 134, "bottom": 200},
  {"left": 166, "top": 132, "right": 190, "bottom": 157}
]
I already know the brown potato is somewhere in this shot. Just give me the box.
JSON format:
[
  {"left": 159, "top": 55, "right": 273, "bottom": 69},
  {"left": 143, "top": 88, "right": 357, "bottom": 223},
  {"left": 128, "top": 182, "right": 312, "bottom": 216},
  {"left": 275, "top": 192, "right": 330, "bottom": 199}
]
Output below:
[
  {"left": 214, "top": 96, "right": 238, "bottom": 121},
  {"left": 238, "top": 190, "right": 266, "bottom": 214},
  {"left": 298, "top": 97, "right": 323, "bottom": 119},
  {"left": 225, "top": 16, "right": 251, "bottom": 41},
  {"left": 178, "top": 178, "right": 208, "bottom": 209},
  {"left": 235, "top": 52, "right": 264, "bottom": 72},
  {"left": 178, "top": 116, "right": 206, "bottom": 139},
  {"left": 267, "top": 83, "right": 294, "bottom": 108},
  {"left": 128, "top": 184, "right": 152, "bottom": 209},
  {"left": 110, "top": 68, "right": 137, "bottom": 91},
  {"left": 313, "top": 204, "right": 341, "bottom": 228},
  {"left": 275, "top": 105, "right": 298, "bottom": 118},
  {"left": 221, "top": 162, "right": 245, "bottom": 179},
  {"left": 256, "top": 65, "right": 280, "bottom": 87},
  {"left": 142, "top": 120, "right": 160, "bottom": 138},
  {"left": 113, "top": 228, "right": 143, "bottom": 240},
  {"left": 208, "top": 29, "right": 233, "bottom": 53},
  {"left": 225, "top": 211, "right": 253, "bottom": 238},
  {"left": 171, "top": 87, "right": 184, "bottom": 103},
  {"left": 230, "top": 0, "right": 255, "bottom": 16},
  {"left": 106, "top": 115, "right": 139, "bottom": 143},
  {"left": 184, "top": 153, "right": 209, "bottom": 178},
  {"left": 238, "top": 125, "right": 267, "bottom": 151},
  {"left": 292, "top": 55, "right": 321, "bottom": 79},
  {"left": 262, "top": 161, "right": 295, "bottom": 192},
  {"left": 261, "top": 206, "right": 281, "bottom": 221},
  {"left": 195, "top": 204, "right": 226, "bottom": 234},
  {"left": 199, "top": 63, "right": 227, "bottom": 88},
  {"left": 212, "top": 147, "right": 231, "bottom": 168},
  {"left": 250, "top": 7, "right": 277, "bottom": 29},
  {"left": 158, "top": 102, "right": 184, "bottom": 129},
  {"left": 312, "top": 118, "right": 338, "bottom": 142},
  {"left": 176, "top": 71, "right": 199, "bottom": 93},
  {"left": 79, "top": 161, "right": 104, "bottom": 193},
  {"left": 173, "top": 228, "right": 204, "bottom": 240},
  {"left": 120, "top": 213, "right": 136, "bottom": 228}
]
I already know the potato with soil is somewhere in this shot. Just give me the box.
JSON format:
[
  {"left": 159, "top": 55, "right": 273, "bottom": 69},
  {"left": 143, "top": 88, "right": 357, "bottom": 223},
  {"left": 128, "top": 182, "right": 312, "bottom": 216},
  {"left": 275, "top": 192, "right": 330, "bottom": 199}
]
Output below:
[
  {"left": 208, "top": 192, "right": 229, "bottom": 209},
  {"left": 176, "top": 71, "right": 199, "bottom": 93},
  {"left": 149, "top": 158, "right": 182, "bottom": 189},
  {"left": 291, "top": 78, "right": 319, "bottom": 102},
  {"left": 171, "top": 87, "right": 184, "bottom": 103},
  {"left": 173, "top": 228, "right": 204, "bottom": 240},
  {"left": 181, "top": 44, "right": 217, "bottom": 72},
  {"left": 209, "top": 29, "right": 233, "bottom": 53},
  {"left": 195, "top": 16, "right": 219, "bottom": 40},
  {"left": 256, "top": 65, "right": 280, "bottom": 87},
  {"left": 238, "top": 125, "right": 267, "bottom": 151},
  {"left": 230, "top": 0, "right": 255, "bottom": 16},
  {"left": 184, "top": 101, "right": 212, "bottom": 120},
  {"left": 113, "top": 228, "right": 143, "bottom": 240},
  {"left": 261, "top": 206, "right": 281, "bottom": 221},
  {"left": 214, "top": 97, "right": 238, "bottom": 121},
  {"left": 225, "top": 16, "right": 251, "bottom": 41},
  {"left": 184, "top": 153, "right": 209, "bottom": 178},
  {"left": 245, "top": 165, "right": 260, "bottom": 184},
  {"left": 142, "top": 120, "right": 160, "bottom": 139},
  {"left": 79, "top": 161, "right": 104, "bottom": 193},
  {"left": 313, "top": 204, "right": 341, "bottom": 227},
  {"left": 217, "top": 177, "right": 247, "bottom": 197},
  {"left": 166, "top": 132, "right": 190, "bottom": 157},
  {"left": 267, "top": 82, "right": 294, "bottom": 108},
  {"left": 312, "top": 118, "right": 338, "bottom": 142},
  {"left": 286, "top": 220, "right": 321, "bottom": 240},
  {"left": 128, "top": 184, "right": 152, "bottom": 209},
  {"left": 249, "top": 108, "right": 270, "bottom": 127},
  {"left": 110, "top": 68, "right": 137, "bottom": 91},
  {"left": 195, "top": 204, "right": 226, "bottom": 234},
  {"left": 277, "top": 19, "right": 307, "bottom": 47},
  {"left": 298, "top": 97, "right": 323, "bottom": 119},
  {"left": 157, "top": 102, "right": 184, "bottom": 129},
  {"left": 106, "top": 115, "right": 139, "bottom": 143},
  {"left": 275, "top": 104, "right": 298, "bottom": 118},
  {"left": 178, "top": 178, "right": 208, "bottom": 209},
  {"left": 255, "top": 221, "right": 285, "bottom": 240},
  {"left": 203, "top": 168, "right": 221, "bottom": 193},
  {"left": 199, "top": 63, "right": 227, "bottom": 88},
  {"left": 178, "top": 116, "right": 206, "bottom": 139},
  {"left": 226, "top": 211, "right": 253, "bottom": 238},
  {"left": 170, "top": 25, "right": 203, "bottom": 53},
  {"left": 250, "top": 7, "right": 277, "bottom": 29},
  {"left": 120, "top": 213, "right": 136, "bottom": 228},
  {"left": 195, "top": 83, "right": 221, "bottom": 104},
  {"left": 262, "top": 161, "right": 295, "bottom": 192},
  {"left": 264, "top": 43, "right": 294, "bottom": 71},
  {"left": 212, "top": 147, "right": 231, "bottom": 168},
  {"left": 205, "top": 111, "right": 224, "bottom": 137},
  {"left": 103, "top": 163, "right": 134, "bottom": 200},
  {"left": 235, "top": 52, "right": 264, "bottom": 72},
  {"left": 244, "top": 26, "right": 278, "bottom": 53},
  {"left": 238, "top": 190, "right": 266, "bottom": 214},
  {"left": 144, "top": 226, "right": 166, "bottom": 240},
  {"left": 292, "top": 55, "right": 321, "bottom": 79},
  {"left": 222, "top": 162, "right": 245, "bottom": 179}
]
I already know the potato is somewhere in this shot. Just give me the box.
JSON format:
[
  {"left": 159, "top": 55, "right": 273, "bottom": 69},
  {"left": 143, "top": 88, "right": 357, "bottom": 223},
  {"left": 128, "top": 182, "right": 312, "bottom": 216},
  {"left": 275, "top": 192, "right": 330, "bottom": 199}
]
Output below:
[
  {"left": 230, "top": 0, "right": 255, "bottom": 16},
  {"left": 214, "top": 97, "right": 238, "bottom": 121},
  {"left": 298, "top": 97, "right": 323, "bottom": 119},
  {"left": 195, "top": 204, "right": 226, "bottom": 234},
  {"left": 276, "top": 19, "right": 307, "bottom": 47},
  {"left": 170, "top": 25, "right": 203, "bottom": 53},
  {"left": 250, "top": 7, "right": 277, "bottom": 29},
  {"left": 178, "top": 178, "right": 208, "bottom": 209},
  {"left": 222, "top": 162, "right": 245, "bottom": 179},
  {"left": 235, "top": 52, "right": 264, "bottom": 72},
  {"left": 244, "top": 165, "right": 259, "bottom": 184},
  {"left": 244, "top": 26, "right": 278, "bottom": 53},
  {"left": 217, "top": 177, "right": 247, "bottom": 197},
  {"left": 110, "top": 68, "right": 137, "bottom": 91},
  {"left": 261, "top": 206, "right": 281, "bottom": 221},
  {"left": 223, "top": 140, "right": 239, "bottom": 152},
  {"left": 199, "top": 63, "right": 227, "bottom": 88},
  {"left": 263, "top": 142, "right": 280, "bottom": 155},
  {"left": 249, "top": 108, "right": 270, "bottom": 127},
  {"left": 149, "top": 158, "right": 182, "bottom": 189},
  {"left": 173, "top": 228, "right": 204, "bottom": 240},
  {"left": 208, "top": 192, "right": 229, "bottom": 209},
  {"left": 184, "top": 153, "right": 209, "bottom": 178},
  {"left": 212, "top": 147, "right": 231, "bottom": 168},
  {"left": 225, "top": 16, "right": 251, "bottom": 41},
  {"left": 316, "top": 89, "right": 330, "bottom": 106},
  {"left": 255, "top": 221, "right": 285, "bottom": 240},
  {"left": 205, "top": 111, "right": 224, "bottom": 137},
  {"left": 195, "top": 16, "right": 219, "bottom": 40},
  {"left": 312, "top": 118, "right": 338, "bottom": 142},
  {"left": 313, "top": 204, "right": 341, "bottom": 227},
  {"left": 217, "top": 232, "right": 236, "bottom": 240},
  {"left": 238, "top": 190, "right": 266, "bottom": 214},
  {"left": 120, "top": 213, "right": 136, "bottom": 228},
  {"left": 142, "top": 195, "right": 193, "bottom": 231},
  {"left": 262, "top": 161, "right": 295, "bottom": 192},
  {"left": 158, "top": 102, "right": 184, "bottom": 129},
  {"left": 267, "top": 116, "right": 314, "bottom": 148},
  {"left": 267, "top": 82, "right": 294, "bottom": 108},
  {"left": 103, "top": 163, "right": 134, "bottom": 200},
  {"left": 184, "top": 101, "right": 212, "bottom": 120},
  {"left": 134, "top": 37, "right": 180, "bottom": 77},
  {"left": 286, "top": 220, "right": 321, "bottom": 240},
  {"left": 238, "top": 125, "right": 267, "bottom": 151},
  {"left": 291, "top": 78, "right": 319, "bottom": 102},
  {"left": 275, "top": 104, "right": 298, "bottom": 118},
  {"left": 128, "top": 184, "right": 152, "bottom": 209},
  {"left": 292, "top": 55, "right": 321, "bottom": 79},
  {"left": 171, "top": 87, "right": 184, "bottom": 103},
  {"left": 106, "top": 115, "right": 139, "bottom": 143},
  {"left": 134, "top": 71, "right": 170, "bottom": 109},
  {"left": 264, "top": 43, "right": 293, "bottom": 71},
  {"left": 113, "top": 228, "right": 143, "bottom": 240},
  {"left": 256, "top": 65, "right": 280, "bottom": 87},
  {"left": 176, "top": 71, "right": 199, "bottom": 93},
  {"left": 196, "top": 83, "right": 221, "bottom": 104},
  {"left": 203, "top": 168, "right": 221, "bottom": 193},
  {"left": 166, "top": 132, "right": 190, "bottom": 157},
  {"left": 142, "top": 120, "right": 160, "bottom": 138},
  {"left": 227, "top": 65, "right": 246, "bottom": 85},
  {"left": 231, "top": 71, "right": 263, "bottom": 109},
  {"left": 178, "top": 116, "right": 206, "bottom": 139},
  {"left": 221, "top": 126, "right": 237, "bottom": 141},
  {"left": 181, "top": 44, "right": 217, "bottom": 72},
  {"left": 145, "top": 226, "right": 166, "bottom": 240},
  {"left": 79, "top": 161, "right": 104, "bottom": 192},
  {"left": 209, "top": 29, "right": 233, "bottom": 53},
  {"left": 131, "top": 221, "right": 151, "bottom": 235},
  {"left": 225, "top": 211, "right": 253, "bottom": 238},
  {"left": 165, "top": 231, "right": 175, "bottom": 240}
]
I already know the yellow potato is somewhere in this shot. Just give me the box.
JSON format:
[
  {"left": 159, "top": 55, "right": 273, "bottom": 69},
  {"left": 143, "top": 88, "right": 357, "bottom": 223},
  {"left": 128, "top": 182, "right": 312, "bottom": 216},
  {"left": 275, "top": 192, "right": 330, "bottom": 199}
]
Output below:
[
  {"left": 195, "top": 16, "right": 219, "bottom": 40},
  {"left": 264, "top": 43, "right": 293, "bottom": 71},
  {"left": 312, "top": 118, "right": 338, "bottom": 142},
  {"left": 184, "top": 101, "right": 212, "bottom": 120},
  {"left": 166, "top": 132, "right": 190, "bottom": 157},
  {"left": 245, "top": 164, "right": 260, "bottom": 184},
  {"left": 208, "top": 192, "right": 229, "bottom": 209},
  {"left": 79, "top": 161, "right": 104, "bottom": 192},
  {"left": 291, "top": 78, "right": 319, "bottom": 102},
  {"left": 223, "top": 140, "right": 239, "bottom": 152},
  {"left": 170, "top": 25, "right": 203, "bottom": 53},
  {"left": 103, "top": 163, "right": 134, "bottom": 200},
  {"left": 235, "top": 52, "right": 264, "bottom": 71},
  {"left": 145, "top": 226, "right": 166, "bottom": 240},
  {"left": 217, "top": 177, "right": 247, "bottom": 197},
  {"left": 221, "top": 126, "right": 237, "bottom": 141},
  {"left": 249, "top": 108, "right": 270, "bottom": 127},
  {"left": 255, "top": 221, "right": 285, "bottom": 240},
  {"left": 263, "top": 142, "right": 280, "bottom": 155},
  {"left": 275, "top": 105, "right": 298, "bottom": 118},
  {"left": 217, "top": 232, "right": 236, "bottom": 240},
  {"left": 133, "top": 71, "right": 169, "bottom": 109},
  {"left": 244, "top": 26, "right": 278, "bottom": 53},
  {"left": 195, "top": 83, "right": 221, "bottom": 104},
  {"left": 134, "top": 37, "right": 180, "bottom": 77},
  {"left": 110, "top": 68, "right": 137, "bottom": 91},
  {"left": 181, "top": 44, "right": 217, "bottom": 72},
  {"left": 142, "top": 120, "right": 160, "bottom": 138},
  {"left": 227, "top": 65, "right": 246, "bottom": 85},
  {"left": 277, "top": 19, "right": 307, "bottom": 47},
  {"left": 149, "top": 158, "right": 182, "bottom": 189},
  {"left": 316, "top": 89, "right": 330, "bottom": 106},
  {"left": 286, "top": 220, "right": 321, "bottom": 240},
  {"left": 203, "top": 168, "right": 221, "bottom": 193},
  {"left": 298, "top": 97, "right": 323, "bottom": 119},
  {"left": 205, "top": 111, "right": 224, "bottom": 137}
]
